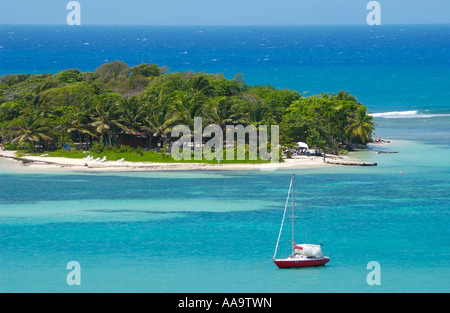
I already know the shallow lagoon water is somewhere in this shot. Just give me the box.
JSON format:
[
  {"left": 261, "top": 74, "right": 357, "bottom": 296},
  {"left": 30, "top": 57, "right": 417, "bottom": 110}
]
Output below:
[
  {"left": 0, "top": 138, "right": 449, "bottom": 292},
  {"left": 0, "top": 25, "right": 449, "bottom": 292}
]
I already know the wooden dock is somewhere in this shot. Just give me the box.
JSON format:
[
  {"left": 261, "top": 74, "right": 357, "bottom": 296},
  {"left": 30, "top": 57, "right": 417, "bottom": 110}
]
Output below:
[{"left": 325, "top": 159, "right": 377, "bottom": 166}]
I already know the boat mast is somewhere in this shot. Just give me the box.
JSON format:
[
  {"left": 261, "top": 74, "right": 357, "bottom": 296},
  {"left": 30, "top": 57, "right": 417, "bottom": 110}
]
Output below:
[
  {"left": 273, "top": 175, "right": 294, "bottom": 260},
  {"left": 292, "top": 174, "right": 295, "bottom": 255}
]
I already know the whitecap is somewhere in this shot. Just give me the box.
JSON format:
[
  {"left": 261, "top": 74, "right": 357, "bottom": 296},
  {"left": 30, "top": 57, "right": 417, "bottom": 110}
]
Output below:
[
  {"left": 370, "top": 110, "right": 450, "bottom": 119},
  {"left": 370, "top": 110, "right": 418, "bottom": 118}
]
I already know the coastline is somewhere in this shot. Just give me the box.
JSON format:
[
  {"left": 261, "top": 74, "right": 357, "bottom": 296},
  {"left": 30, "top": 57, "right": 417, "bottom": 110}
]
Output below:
[
  {"left": 0, "top": 149, "right": 355, "bottom": 172},
  {"left": 0, "top": 137, "right": 396, "bottom": 172},
  {"left": 0, "top": 138, "right": 394, "bottom": 172}
]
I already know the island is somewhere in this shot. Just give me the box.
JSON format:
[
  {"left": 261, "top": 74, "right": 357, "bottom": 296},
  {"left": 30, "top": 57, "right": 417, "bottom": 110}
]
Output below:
[{"left": 0, "top": 61, "right": 376, "bottom": 169}]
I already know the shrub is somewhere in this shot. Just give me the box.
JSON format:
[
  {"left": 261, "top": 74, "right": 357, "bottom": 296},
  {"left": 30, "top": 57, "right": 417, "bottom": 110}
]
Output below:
[
  {"left": 3, "top": 141, "right": 20, "bottom": 151},
  {"left": 104, "top": 145, "right": 118, "bottom": 153},
  {"left": 135, "top": 146, "right": 144, "bottom": 156},
  {"left": 118, "top": 145, "right": 135, "bottom": 153},
  {"left": 90, "top": 142, "right": 105, "bottom": 154}
]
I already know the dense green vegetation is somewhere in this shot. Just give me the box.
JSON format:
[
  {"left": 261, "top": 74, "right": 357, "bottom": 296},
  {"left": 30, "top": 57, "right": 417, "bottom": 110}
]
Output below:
[{"left": 0, "top": 61, "right": 376, "bottom": 161}]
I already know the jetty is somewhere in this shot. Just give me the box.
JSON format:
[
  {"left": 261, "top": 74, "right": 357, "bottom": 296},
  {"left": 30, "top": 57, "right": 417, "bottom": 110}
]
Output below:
[
  {"left": 375, "top": 150, "right": 398, "bottom": 154},
  {"left": 325, "top": 159, "right": 377, "bottom": 166}
]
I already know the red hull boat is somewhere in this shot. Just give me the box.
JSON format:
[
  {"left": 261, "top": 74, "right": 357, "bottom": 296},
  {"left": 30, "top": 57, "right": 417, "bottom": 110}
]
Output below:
[
  {"left": 274, "top": 255, "right": 330, "bottom": 268},
  {"left": 273, "top": 174, "right": 330, "bottom": 269}
]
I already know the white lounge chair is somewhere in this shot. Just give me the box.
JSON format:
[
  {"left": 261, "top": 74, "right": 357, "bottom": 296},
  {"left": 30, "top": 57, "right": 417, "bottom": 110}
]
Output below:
[
  {"left": 94, "top": 157, "right": 101, "bottom": 162},
  {"left": 100, "top": 156, "right": 107, "bottom": 162}
]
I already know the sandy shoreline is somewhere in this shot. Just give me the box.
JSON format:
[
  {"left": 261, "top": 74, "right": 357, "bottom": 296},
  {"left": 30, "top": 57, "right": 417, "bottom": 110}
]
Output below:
[
  {"left": 0, "top": 149, "right": 351, "bottom": 172},
  {"left": 0, "top": 139, "right": 395, "bottom": 172}
]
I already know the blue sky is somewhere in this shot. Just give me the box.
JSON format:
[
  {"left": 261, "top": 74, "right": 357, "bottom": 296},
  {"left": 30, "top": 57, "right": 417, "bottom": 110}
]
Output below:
[{"left": 1, "top": 0, "right": 449, "bottom": 25}]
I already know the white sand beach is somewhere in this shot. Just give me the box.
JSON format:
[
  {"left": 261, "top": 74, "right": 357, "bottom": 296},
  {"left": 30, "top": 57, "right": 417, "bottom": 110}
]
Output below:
[{"left": 0, "top": 149, "right": 347, "bottom": 172}]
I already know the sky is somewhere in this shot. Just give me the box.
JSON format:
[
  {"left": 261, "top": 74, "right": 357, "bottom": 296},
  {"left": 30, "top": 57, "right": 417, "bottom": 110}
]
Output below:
[{"left": 0, "top": 0, "right": 450, "bottom": 25}]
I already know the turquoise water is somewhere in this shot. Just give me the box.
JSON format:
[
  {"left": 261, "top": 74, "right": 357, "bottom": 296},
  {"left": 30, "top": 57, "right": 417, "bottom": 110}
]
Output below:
[
  {"left": 1, "top": 25, "right": 449, "bottom": 292},
  {"left": 0, "top": 139, "right": 449, "bottom": 292},
  {"left": 2, "top": 25, "right": 450, "bottom": 114}
]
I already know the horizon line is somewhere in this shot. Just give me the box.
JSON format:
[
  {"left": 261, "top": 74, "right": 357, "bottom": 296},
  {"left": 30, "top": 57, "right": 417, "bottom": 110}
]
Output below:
[{"left": 1, "top": 22, "right": 450, "bottom": 27}]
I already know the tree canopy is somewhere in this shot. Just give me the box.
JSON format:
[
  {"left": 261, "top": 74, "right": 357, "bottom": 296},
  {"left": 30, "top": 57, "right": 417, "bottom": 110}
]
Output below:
[{"left": 0, "top": 61, "right": 375, "bottom": 154}]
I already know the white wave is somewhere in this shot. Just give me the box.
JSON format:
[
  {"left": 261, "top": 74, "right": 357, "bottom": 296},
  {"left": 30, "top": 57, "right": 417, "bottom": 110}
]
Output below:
[
  {"left": 370, "top": 110, "right": 450, "bottom": 119},
  {"left": 370, "top": 110, "right": 418, "bottom": 118}
]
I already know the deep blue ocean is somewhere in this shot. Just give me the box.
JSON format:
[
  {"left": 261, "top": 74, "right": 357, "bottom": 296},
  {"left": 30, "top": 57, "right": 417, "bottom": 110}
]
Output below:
[{"left": 0, "top": 25, "right": 449, "bottom": 292}]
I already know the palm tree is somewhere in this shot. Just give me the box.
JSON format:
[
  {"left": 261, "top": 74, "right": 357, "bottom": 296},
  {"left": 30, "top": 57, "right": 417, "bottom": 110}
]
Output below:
[
  {"left": 67, "top": 97, "right": 95, "bottom": 150},
  {"left": 345, "top": 107, "right": 376, "bottom": 144},
  {"left": 12, "top": 110, "right": 54, "bottom": 151},
  {"left": 244, "top": 102, "right": 271, "bottom": 126},
  {"left": 173, "top": 90, "right": 205, "bottom": 129},
  {"left": 90, "top": 95, "right": 125, "bottom": 146},
  {"left": 189, "top": 75, "right": 214, "bottom": 96},
  {"left": 333, "top": 90, "right": 358, "bottom": 102},
  {"left": 143, "top": 90, "right": 180, "bottom": 148},
  {"left": 204, "top": 96, "right": 244, "bottom": 131},
  {"left": 203, "top": 97, "right": 247, "bottom": 158},
  {"left": 118, "top": 96, "right": 146, "bottom": 146}
]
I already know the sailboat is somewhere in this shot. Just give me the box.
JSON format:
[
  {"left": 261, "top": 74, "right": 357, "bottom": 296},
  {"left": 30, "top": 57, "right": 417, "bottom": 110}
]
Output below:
[{"left": 273, "top": 174, "right": 330, "bottom": 268}]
